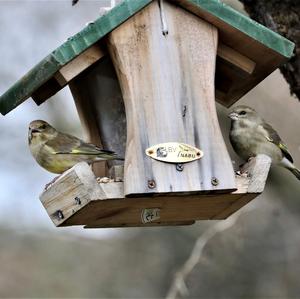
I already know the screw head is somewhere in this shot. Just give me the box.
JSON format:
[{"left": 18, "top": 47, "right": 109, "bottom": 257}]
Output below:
[
  {"left": 176, "top": 163, "right": 184, "bottom": 171},
  {"left": 211, "top": 177, "right": 219, "bottom": 186},
  {"left": 56, "top": 210, "right": 64, "bottom": 220},
  {"left": 75, "top": 197, "right": 81, "bottom": 205},
  {"left": 148, "top": 180, "right": 156, "bottom": 189},
  {"left": 148, "top": 149, "right": 154, "bottom": 155}
]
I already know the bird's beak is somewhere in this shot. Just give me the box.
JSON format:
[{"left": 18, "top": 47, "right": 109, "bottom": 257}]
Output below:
[
  {"left": 30, "top": 128, "right": 40, "bottom": 133},
  {"left": 228, "top": 112, "right": 239, "bottom": 120}
]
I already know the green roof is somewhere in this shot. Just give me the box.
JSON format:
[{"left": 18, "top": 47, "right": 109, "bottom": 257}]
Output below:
[{"left": 0, "top": 0, "right": 295, "bottom": 115}]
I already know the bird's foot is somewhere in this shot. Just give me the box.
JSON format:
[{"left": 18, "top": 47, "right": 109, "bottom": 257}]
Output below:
[
  {"left": 235, "top": 170, "right": 249, "bottom": 178},
  {"left": 44, "top": 175, "right": 61, "bottom": 190}
]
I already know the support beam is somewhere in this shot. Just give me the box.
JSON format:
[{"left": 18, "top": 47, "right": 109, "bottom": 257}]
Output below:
[{"left": 55, "top": 44, "right": 106, "bottom": 86}]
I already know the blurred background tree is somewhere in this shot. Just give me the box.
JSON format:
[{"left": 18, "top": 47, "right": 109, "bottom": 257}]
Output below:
[
  {"left": 238, "top": 0, "right": 300, "bottom": 100},
  {"left": 0, "top": 1, "right": 299, "bottom": 298}
]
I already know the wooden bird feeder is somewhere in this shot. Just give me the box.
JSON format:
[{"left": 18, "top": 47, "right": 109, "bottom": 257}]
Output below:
[{"left": 0, "top": 0, "right": 294, "bottom": 228}]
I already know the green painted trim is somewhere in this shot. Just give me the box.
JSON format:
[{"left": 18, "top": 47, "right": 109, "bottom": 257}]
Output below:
[
  {"left": 173, "top": 0, "right": 294, "bottom": 58},
  {"left": 0, "top": 0, "right": 295, "bottom": 115},
  {"left": 0, "top": 0, "right": 151, "bottom": 115}
]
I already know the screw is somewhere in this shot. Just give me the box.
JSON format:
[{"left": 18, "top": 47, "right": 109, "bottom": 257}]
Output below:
[
  {"left": 176, "top": 163, "right": 184, "bottom": 171},
  {"left": 56, "top": 210, "right": 64, "bottom": 220},
  {"left": 211, "top": 177, "right": 219, "bottom": 186},
  {"left": 196, "top": 152, "right": 201, "bottom": 157},
  {"left": 148, "top": 180, "right": 156, "bottom": 189},
  {"left": 182, "top": 105, "right": 187, "bottom": 117},
  {"left": 75, "top": 197, "right": 81, "bottom": 205},
  {"left": 148, "top": 150, "right": 154, "bottom": 155}
]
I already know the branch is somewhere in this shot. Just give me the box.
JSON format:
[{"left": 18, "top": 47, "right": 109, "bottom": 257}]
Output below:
[{"left": 166, "top": 203, "right": 255, "bottom": 299}]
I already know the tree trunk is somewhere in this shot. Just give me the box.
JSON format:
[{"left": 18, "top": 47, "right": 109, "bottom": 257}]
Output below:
[{"left": 239, "top": 0, "right": 300, "bottom": 100}]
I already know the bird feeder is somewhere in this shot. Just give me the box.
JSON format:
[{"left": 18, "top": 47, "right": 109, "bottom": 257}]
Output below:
[{"left": 0, "top": 0, "right": 294, "bottom": 228}]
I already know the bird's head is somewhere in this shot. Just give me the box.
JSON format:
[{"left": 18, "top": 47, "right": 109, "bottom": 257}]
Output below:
[
  {"left": 28, "top": 120, "right": 57, "bottom": 144},
  {"left": 228, "top": 105, "right": 262, "bottom": 127}
]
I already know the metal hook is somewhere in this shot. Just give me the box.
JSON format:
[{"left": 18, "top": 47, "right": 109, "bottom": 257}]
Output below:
[{"left": 159, "top": 0, "right": 168, "bottom": 36}]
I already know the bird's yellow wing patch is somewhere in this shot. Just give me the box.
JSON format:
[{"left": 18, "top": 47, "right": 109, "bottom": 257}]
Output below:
[{"left": 52, "top": 148, "right": 100, "bottom": 155}]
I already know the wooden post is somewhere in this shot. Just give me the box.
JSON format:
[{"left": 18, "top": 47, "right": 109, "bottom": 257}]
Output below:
[{"left": 108, "top": 1, "right": 236, "bottom": 196}]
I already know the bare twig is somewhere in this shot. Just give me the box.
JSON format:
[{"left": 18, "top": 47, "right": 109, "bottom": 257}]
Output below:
[{"left": 166, "top": 204, "right": 255, "bottom": 299}]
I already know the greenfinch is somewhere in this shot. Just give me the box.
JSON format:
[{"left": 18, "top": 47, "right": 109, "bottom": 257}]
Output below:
[
  {"left": 228, "top": 105, "right": 300, "bottom": 180},
  {"left": 28, "top": 120, "right": 122, "bottom": 174}
]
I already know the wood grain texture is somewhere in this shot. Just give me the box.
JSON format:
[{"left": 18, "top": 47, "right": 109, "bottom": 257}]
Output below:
[
  {"left": 84, "top": 221, "right": 195, "bottom": 228},
  {"left": 69, "top": 79, "right": 106, "bottom": 178},
  {"left": 40, "top": 155, "right": 270, "bottom": 228},
  {"left": 55, "top": 44, "right": 106, "bottom": 86},
  {"left": 217, "top": 43, "right": 256, "bottom": 75},
  {"left": 171, "top": 0, "right": 294, "bottom": 106},
  {"left": 69, "top": 55, "right": 126, "bottom": 176},
  {"left": 241, "top": 154, "right": 272, "bottom": 193},
  {"left": 108, "top": 1, "right": 236, "bottom": 196},
  {"left": 39, "top": 162, "right": 102, "bottom": 226},
  {"left": 213, "top": 154, "right": 272, "bottom": 219}
]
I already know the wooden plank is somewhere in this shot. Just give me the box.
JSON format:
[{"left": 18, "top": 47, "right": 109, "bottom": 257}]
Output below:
[
  {"left": 32, "top": 77, "right": 63, "bottom": 105},
  {"left": 31, "top": 42, "right": 255, "bottom": 107},
  {"left": 33, "top": 44, "right": 106, "bottom": 106},
  {"left": 212, "top": 194, "right": 256, "bottom": 220},
  {"left": 241, "top": 154, "right": 272, "bottom": 193},
  {"left": 84, "top": 221, "right": 195, "bottom": 228},
  {"left": 108, "top": 1, "right": 236, "bottom": 196},
  {"left": 69, "top": 56, "right": 126, "bottom": 176},
  {"left": 217, "top": 43, "right": 256, "bottom": 75},
  {"left": 40, "top": 154, "right": 271, "bottom": 228},
  {"left": 213, "top": 154, "right": 272, "bottom": 219},
  {"left": 64, "top": 193, "right": 240, "bottom": 226},
  {"left": 54, "top": 44, "right": 106, "bottom": 86},
  {"left": 171, "top": 0, "right": 294, "bottom": 106},
  {"left": 39, "top": 162, "right": 102, "bottom": 226},
  {"left": 69, "top": 80, "right": 107, "bottom": 178}
]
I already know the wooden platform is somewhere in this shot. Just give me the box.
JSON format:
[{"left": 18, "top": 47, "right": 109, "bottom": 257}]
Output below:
[{"left": 40, "top": 155, "right": 271, "bottom": 228}]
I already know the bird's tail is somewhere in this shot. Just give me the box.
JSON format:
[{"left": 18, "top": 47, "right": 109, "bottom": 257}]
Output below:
[
  {"left": 98, "top": 150, "right": 124, "bottom": 161},
  {"left": 280, "top": 158, "right": 300, "bottom": 180},
  {"left": 288, "top": 167, "right": 300, "bottom": 180}
]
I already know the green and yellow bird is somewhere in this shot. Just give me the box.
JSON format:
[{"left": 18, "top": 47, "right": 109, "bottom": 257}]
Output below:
[
  {"left": 228, "top": 105, "right": 300, "bottom": 180},
  {"left": 28, "top": 120, "right": 122, "bottom": 174}
]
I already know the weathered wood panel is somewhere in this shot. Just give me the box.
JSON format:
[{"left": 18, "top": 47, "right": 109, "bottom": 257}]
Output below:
[
  {"left": 217, "top": 43, "right": 256, "bottom": 75},
  {"left": 108, "top": 1, "right": 236, "bottom": 196},
  {"left": 55, "top": 44, "right": 106, "bottom": 86},
  {"left": 39, "top": 156, "right": 270, "bottom": 228},
  {"left": 69, "top": 80, "right": 106, "bottom": 178},
  {"left": 69, "top": 56, "right": 126, "bottom": 177},
  {"left": 40, "top": 162, "right": 102, "bottom": 227}
]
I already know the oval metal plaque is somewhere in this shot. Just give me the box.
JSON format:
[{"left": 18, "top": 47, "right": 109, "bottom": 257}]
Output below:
[{"left": 145, "top": 142, "right": 203, "bottom": 163}]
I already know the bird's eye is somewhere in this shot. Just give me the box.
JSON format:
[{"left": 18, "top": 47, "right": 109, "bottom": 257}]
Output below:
[
  {"left": 40, "top": 124, "right": 46, "bottom": 130},
  {"left": 239, "top": 111, "right": 247, "bottom": 115}
]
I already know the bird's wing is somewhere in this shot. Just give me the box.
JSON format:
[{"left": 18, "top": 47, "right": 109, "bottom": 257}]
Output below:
[
  {"left": 46, "top": 133, "right": 116, "bottom": 156},
  {"left": 260, "top": 122, "right": 293, "bottom": 163}
]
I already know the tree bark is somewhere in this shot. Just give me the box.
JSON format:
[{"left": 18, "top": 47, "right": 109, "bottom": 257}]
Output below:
[{"left": 238, "top": 0, "right": 300, "bottom": 100}]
